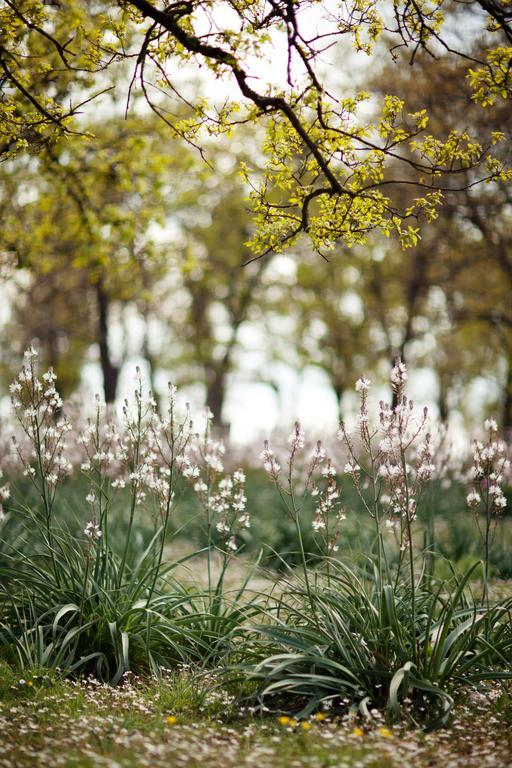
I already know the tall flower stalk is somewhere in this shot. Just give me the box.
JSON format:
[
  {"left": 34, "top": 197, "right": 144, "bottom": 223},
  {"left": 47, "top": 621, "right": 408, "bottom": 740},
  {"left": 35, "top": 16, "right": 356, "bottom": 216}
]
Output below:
[
  {"left": 337, "top": 362, "right": 434, "bottom": 662},
  {"left": 260, "top": 423, "right": 343, "bottom": 603},
  {"left": 466, "top": 418, "right": 508, "bottom": 605},
  {"left": 10, "top": 348, "right": 72, "bottom": 586}
]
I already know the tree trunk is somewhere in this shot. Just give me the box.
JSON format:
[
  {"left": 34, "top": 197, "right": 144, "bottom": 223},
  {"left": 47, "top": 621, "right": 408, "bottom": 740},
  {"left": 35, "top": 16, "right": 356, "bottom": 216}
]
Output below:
[
  {"left": 438, "top": 374, "right": 450, "bottom": 424},
  {"left": 391, "top": 355, "right": 403, "bottom": 410},
  {"left": 502, "top": 357, "right": 512, "bottom": 436},
  {"left": 95, "top": 280, "right": 119, "bottom": 404},
  {"left": 333, "top": 383, "right": 344, "bottom": 423},
  {"left": 206, "top": 366, "right": 228, "bottom": 434},
  {"left": 141, "top": 309, "right": 161, "bottom": 412}
]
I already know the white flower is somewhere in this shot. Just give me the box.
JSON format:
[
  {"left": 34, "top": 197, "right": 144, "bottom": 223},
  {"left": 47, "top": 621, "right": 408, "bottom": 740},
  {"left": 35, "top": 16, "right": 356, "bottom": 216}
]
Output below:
[
  {"left": 417, "top": 462, "right": 436, "bottom": 482},
  {"left": 390, "top": 360, "right": 408, "bottom": 389},
  {"left": 484, "top": 418, "right": 498, "bottom": 433},
  {"left": 312, "top": 443, "right": 326, "bottom": 462},
  {"left": 260, "top": 445, "right": 280, "bottom": 476},
  {"left": 238, "top": 512, "right": 251, "bottom": 528},
  {"left": 204, "top": 453, "right": 223, "bottom": 473},
  {"left": 84, "top": 520, "right": 102, "bottom": 541},
  {"left": 355, "top": 377, "right": 371, "bottom": 393},
  {"left": 183, "top": 464, "right": 201, "bottom": 478},
  {"left": 288, "top": 423, "right": 305, "bottom": 451},
  {"left": 494, "top": 493, "right": 507, "bottom": 509},
  {"left": 312, "top": 514, "right": 326, "bottom": 532},
  {"left": 466, "top": 490, "right": 481, "bottom": 508},
  {"left": 379, "top": 437, "right": 394, "bottom": 454}
]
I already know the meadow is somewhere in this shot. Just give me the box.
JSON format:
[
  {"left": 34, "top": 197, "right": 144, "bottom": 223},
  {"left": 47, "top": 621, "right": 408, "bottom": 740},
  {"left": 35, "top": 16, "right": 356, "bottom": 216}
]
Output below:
[
  {"left": 0, "top": 350, "right": 511, "bottom": 766},
  {"left": 3, "top": 1, "right": 512, "bottom": 764}
]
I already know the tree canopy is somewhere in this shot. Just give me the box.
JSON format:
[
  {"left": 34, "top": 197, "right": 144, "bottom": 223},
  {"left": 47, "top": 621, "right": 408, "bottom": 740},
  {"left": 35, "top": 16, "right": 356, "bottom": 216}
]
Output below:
[{"left": 2, "top": 0, "right": 512, "bottom": 255}]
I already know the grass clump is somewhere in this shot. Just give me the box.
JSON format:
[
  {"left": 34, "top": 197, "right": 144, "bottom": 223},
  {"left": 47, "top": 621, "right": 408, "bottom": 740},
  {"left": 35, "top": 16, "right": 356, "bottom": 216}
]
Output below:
[{"left": 0, "top": 349, "right": 259, "bottom": 680}]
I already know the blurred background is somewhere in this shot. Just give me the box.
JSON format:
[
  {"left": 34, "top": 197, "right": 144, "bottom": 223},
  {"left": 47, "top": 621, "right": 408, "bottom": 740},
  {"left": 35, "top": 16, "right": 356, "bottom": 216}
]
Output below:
[{"left": 0, "top": 29, "right": 511, "bottom": 446}]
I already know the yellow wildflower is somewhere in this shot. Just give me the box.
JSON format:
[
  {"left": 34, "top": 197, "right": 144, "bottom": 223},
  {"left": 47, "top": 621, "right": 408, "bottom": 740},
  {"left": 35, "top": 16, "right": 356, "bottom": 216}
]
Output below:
[
  {"left": 166, "top": 715, "right": 177, "bottom": 725},
  {"left": 301, "top": 722, "right": 312, "bottom": 731},
  {"left": 378, "top": 726, "right": 393, "bottom": 738},
  {"left": 313, "top": 712, "right": 327, "bottom": 721},
  {"left": 352, "top": 727, "right": 364, "bottom": 737}
]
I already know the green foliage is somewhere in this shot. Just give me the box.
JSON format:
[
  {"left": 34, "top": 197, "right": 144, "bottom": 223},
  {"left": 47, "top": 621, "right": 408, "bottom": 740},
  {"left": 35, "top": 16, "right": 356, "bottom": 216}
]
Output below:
[
  {"left": 239, "top": 563, "right": 512, "bottom": 730},
  {"left": 2, "top": 0, "right": 512, "bottom": 252}
]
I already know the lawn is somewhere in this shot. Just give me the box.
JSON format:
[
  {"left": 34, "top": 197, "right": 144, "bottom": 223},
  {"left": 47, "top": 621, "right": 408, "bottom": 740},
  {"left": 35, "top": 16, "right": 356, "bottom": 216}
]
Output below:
[{"left": 1, "top": 665, "right": 511, "bottom": 768}]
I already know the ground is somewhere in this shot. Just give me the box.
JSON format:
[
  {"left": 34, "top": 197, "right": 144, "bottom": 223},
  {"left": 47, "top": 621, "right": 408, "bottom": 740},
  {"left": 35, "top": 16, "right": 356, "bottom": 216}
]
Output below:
[{"left": 1, "top": 667, "right": 511, "bottom": 768}]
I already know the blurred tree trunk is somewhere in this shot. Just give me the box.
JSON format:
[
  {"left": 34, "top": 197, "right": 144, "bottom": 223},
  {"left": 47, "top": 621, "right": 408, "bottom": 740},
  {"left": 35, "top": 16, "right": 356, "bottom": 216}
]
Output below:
[
  {"left": 206, "top": 364, "right": 228, "bottom": 433},
  {"left": 141, "top": 307, "right": 161, "bottom": 411},
  {"left": 438, "top": 374, "right": 450, "bottom": 424},
  {"left": 95, "top": 280, "right": 120, "bottom": 404},
  {"left": 333, "top": 382, "right": 344, "bottom": 423},
  {"left": 502, "top": 356, "right": 512, "bottom": 434}
]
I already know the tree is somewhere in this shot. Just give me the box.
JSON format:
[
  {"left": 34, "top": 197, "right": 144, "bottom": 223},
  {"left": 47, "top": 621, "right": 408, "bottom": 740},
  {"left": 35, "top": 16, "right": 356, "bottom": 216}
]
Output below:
[
  {"left": 2, "top": 0, "right": 512, "bottom": 254},
  {"left": 0, "top": 1, "right": 116, "bottom": 158},
  {"left": 0, "top": 113, "right": 188, "bottom": 401},
  {"left": 370, "top": 44, "right": 512, "bottom": 426},
  {"left": 268, "top": 254, "right": 372, "bottom": 420},
  {"left": 0, "top": 265, "right": 92, "bottom": 396},
  {"left": 160, "top": 142, "right": 271, "bottom": 429}
]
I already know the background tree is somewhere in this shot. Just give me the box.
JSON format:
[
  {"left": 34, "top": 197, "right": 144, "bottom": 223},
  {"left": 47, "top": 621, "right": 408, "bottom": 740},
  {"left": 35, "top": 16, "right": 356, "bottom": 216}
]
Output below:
[
  {"left": 371, "top": 43, "right": 512, "bottom": 425},
  {"left": 266, "top": 253, "right": 372, "bottom": 420},
  {"left": 0, "top": 113, "right": 187, "bottom": 401},
  {"left": 160, "top": 142, "right": 272, "bottom": 429}
]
